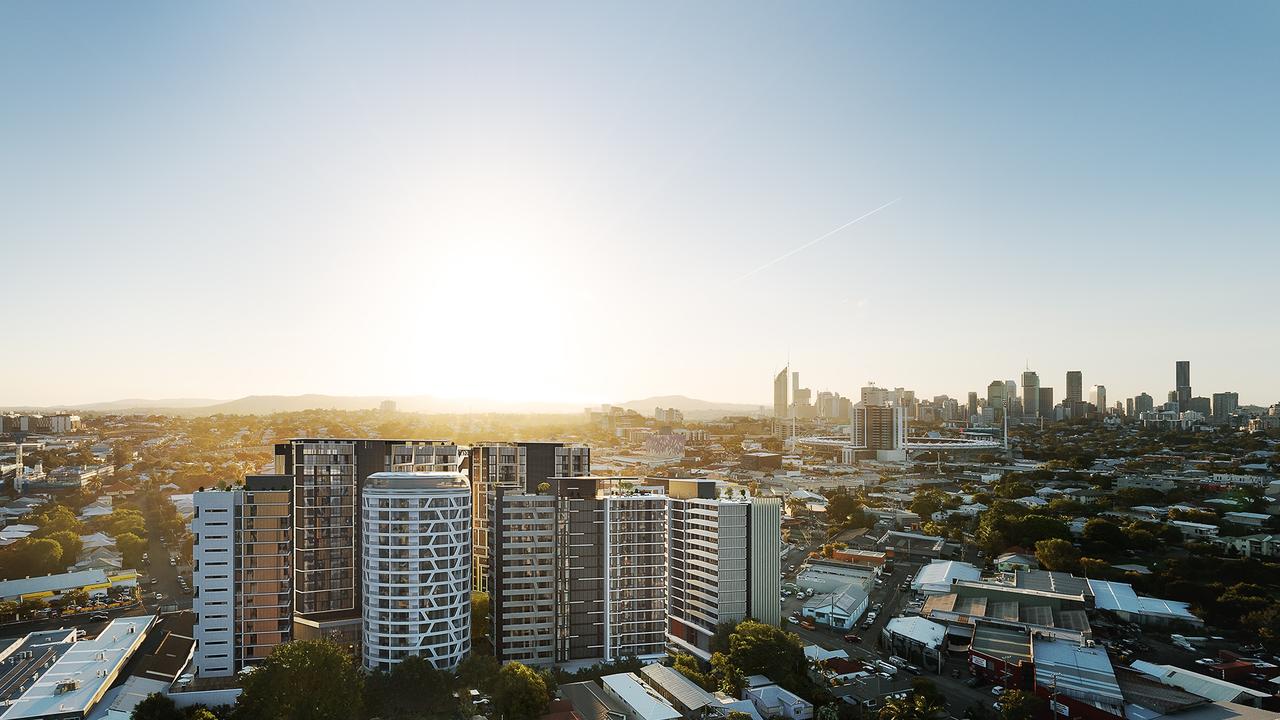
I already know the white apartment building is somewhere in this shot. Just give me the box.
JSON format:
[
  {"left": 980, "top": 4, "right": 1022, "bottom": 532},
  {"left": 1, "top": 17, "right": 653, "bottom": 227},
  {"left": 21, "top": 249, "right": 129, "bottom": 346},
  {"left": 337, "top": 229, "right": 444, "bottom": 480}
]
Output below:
[
  {"left": 192, "top": 476, "right": 293, "bottom": 679},
  {"left": 361, "top": 472, "right": 471, "bottom": 672},
  {"left": 667, "top": 480, "right": 781, "bottom": 660},
  {"left": 193, "top": 490, "right": 237, "bottom": 678}
]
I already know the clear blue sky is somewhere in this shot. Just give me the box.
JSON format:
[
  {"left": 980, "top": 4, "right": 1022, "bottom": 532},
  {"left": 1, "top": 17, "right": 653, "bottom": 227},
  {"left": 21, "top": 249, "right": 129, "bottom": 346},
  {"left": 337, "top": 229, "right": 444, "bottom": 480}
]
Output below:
[{"left": 3, "top": 2, "right": 1277, "bottom": 408}]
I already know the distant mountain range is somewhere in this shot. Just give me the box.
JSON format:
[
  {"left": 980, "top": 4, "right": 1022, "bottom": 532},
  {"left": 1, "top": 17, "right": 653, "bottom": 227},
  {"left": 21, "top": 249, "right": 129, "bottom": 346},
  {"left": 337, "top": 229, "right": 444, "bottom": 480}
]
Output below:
[
  {"left": 4, "top": 392, "right": 762, "bottom": 419},
  {"left": 614, "top": 395, "right": 763, "bottom": 420}
]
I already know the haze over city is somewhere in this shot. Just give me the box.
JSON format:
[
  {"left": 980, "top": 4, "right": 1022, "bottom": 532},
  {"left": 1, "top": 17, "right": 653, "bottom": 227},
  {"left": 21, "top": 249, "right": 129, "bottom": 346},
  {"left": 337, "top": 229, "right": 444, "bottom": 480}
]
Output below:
[{"left": 4, "top": 2, "right": 1279, "bottom": 408}]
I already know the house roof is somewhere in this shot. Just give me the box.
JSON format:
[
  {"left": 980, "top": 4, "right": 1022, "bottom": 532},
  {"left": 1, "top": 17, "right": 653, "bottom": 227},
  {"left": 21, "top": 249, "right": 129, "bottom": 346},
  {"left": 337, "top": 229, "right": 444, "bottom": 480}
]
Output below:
[
  {"left": 601, "top": 673, "right": 681, "bottom": 720},
  {"left": 639, "top": 664, "right": 713, "bottom": 712},
  {"left": 883, "top": 617, "right": 947, "bottom": 649}
]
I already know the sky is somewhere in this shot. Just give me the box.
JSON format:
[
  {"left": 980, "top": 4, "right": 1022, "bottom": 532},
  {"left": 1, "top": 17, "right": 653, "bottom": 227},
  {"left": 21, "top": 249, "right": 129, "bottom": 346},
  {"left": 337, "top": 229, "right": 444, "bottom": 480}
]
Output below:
[{"left": 3, "top": 2, "right": 1278, "bottom": 409}]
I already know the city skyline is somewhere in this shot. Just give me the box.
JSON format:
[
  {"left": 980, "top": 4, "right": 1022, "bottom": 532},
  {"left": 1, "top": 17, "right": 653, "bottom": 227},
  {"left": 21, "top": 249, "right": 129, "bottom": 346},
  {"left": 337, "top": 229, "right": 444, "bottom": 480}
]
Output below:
[{"left": 4, "top": 3, "right": 1279, "bottom": 407}]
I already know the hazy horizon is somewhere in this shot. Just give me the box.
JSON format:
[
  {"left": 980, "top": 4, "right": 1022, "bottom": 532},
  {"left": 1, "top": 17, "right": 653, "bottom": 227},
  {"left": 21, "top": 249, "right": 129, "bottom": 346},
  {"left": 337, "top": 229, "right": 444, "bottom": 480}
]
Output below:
[{"left": 4, "top": 2, "right": 1278, "bottom": 408}]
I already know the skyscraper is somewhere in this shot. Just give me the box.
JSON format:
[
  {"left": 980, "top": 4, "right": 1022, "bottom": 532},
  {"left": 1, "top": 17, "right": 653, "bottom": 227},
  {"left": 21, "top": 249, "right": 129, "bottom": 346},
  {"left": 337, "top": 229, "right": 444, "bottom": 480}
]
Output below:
[
  {"left": 1090, "top": 385, "right": 1107, "bottom": 418},
  {"left": 1213, "top": 392, "right": 1239, "bottom": 422},
  {"left": 1176, "top": 361, "right": 1192, "bottom": 413},
  {"left": 987, "top": 380, "right": 1006, "bottom": 416},
  {"left": 1066, "top": 371, "right": 1083, "bottom": 403},
  {"left": 193, "top": 476, "right": 293, "bottom": 678},
  {"left": 490, "top": 477, "right": 668, "bottom": 666},
  {"left": 1038, "top": 387, "right": 1054, "bottom": 419},
  {"left": 469, "top": 442, "right": 590, "bottom": 593},
  {"left": 1135, "top": 393, "right": 1154, "bottom": 415},
  {"left": 361, "top": 472, "right": 470, "bottom": 671},
  {"left": 773, "top": 367, "right": 789, "bottom": 418},
  {"left": 276, "top": 439, "right": 460, "bottom": 647},
  {"left": 667, "top": 479, "right": 780, "bottom": 660},
  {"left": 1021, "top": 371, "right": 1040, "bottom": 419},
  {"left": 967, "top": 392, "right": 979, "bottom": 417}
]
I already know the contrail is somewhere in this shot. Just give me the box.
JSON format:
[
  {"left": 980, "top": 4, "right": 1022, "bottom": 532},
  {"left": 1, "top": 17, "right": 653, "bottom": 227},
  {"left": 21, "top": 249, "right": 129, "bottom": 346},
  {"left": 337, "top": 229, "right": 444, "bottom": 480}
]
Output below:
[{"left": 735, "top": 197, "right": 900, "bottom": 281}]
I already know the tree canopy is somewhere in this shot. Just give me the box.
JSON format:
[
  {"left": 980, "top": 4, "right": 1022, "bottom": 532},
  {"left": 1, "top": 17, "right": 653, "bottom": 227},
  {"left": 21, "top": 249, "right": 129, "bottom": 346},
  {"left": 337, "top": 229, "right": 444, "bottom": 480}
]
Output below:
[
  {"left": 233, "top": 639, "right": 364, "bottom": 720},
  {"left": 492, "top": 662, "right": 550, "bottom": 720}
]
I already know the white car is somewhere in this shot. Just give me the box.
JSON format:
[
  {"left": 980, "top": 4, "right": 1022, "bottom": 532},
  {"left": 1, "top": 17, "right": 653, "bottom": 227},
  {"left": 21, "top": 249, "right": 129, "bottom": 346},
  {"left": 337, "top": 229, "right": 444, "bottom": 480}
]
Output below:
[
  {"left": 991, "top": 686, "right": 1006, "bottom": 696},
  {"left": 1195, "top": 658, "right": 1217, "bottom": 666}
]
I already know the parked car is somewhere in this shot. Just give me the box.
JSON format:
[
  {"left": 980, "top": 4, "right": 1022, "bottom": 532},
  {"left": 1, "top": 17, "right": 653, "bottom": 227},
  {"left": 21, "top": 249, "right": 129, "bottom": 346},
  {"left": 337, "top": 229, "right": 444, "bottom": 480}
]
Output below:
[
  {"left": 843, "top": 634, "right": 863, "bottom": 643},
  {"left": 991, "top": 686, "right": 1006, "bottom": 697},
  {"left": 90, "top": 612, "right": 109, "bottom": 622},
  {"left": 153, "top": 592, "right": 165, "bottom": 601}
]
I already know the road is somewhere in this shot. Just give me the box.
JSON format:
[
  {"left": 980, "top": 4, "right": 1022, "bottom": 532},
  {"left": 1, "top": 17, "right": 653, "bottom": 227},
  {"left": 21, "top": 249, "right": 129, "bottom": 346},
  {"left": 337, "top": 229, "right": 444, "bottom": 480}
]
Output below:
[
  {"left": 785, "top": 559, "right": 998, "bottom": 716},
  {"left": 142, "top": 533, "right": 192, "bottom": 611}
]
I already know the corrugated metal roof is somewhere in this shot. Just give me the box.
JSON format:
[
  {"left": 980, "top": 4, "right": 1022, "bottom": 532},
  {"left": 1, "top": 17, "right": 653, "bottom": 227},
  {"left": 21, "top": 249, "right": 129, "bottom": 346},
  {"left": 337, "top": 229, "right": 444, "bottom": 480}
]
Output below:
[
  {"left": 1032, "top": 638, "right": 1123, "bottom": 705},
  {"left": 640, "top": 664, "right": 714, "bottom": 712}
]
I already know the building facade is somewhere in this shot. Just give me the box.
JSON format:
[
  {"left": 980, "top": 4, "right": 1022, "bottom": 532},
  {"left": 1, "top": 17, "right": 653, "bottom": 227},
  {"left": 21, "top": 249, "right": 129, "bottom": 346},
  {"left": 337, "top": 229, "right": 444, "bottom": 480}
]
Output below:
[
  {"left": 193, "top": 475, "right": 293, "bottom": 678},
  {"left": 276, "top": 438, "right": 459, "bottom": 646},
  {"left": 667, "top": 480, "right": 780, "bottom": 660},
  {"left": 361, "top": 472, "right": 471, "bottom": 671}
]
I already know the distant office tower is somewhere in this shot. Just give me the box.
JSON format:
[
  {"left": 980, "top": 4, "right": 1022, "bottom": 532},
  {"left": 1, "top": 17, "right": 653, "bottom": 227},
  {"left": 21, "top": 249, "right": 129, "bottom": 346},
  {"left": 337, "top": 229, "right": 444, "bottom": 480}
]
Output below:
[
  {"left": 276, "top": 439, "right": 459, "bottom": 646},
  {"left": 1066, "top": 371, "right": 1083, "bottom": 403},
  {"left": 1213, "top": 392, "right": 1239, "bottom": 422},
  {"left": 361, "top": 472, "right": 470, "bottom": 671},
  {"left": 469, "top": 442, "right": 590, "bottom": 593},
  {"left": 987, "top": 380, "right": 1006, "bottom": 415},
  {"left": 1188, "top": 397, "right": 1211, "bottom": 417},
  {"left": 967, "top": 392, "right": 979, "bottom": 417},
  {"left": 1021, "top": 371, "right": 1040, "bottom": 418},
  {"left": 773, "top": 367, "right": 789, "bottom": 418},
  {"left": 667, "top": 479, "right": 781, "bottom": 660},
  {"left": 1005, "top": 380, "right": 1018, "bottom": 407},
  {"left": 490, "top": 477, "right": 668, "bottom": 666},
  {"left": 1037, "top": 387, "right": 1053, "bottom": 419},
  {"left": 1126, "top": 398, "right": 1134, "bottom": 417},
  {"left": 193, "top": 476, "right": 293, "bottom": 678},
  {"left": 1135, "top": 393, "right": 1155, "bottom": 415},
  {"left": 1176, "top": 361, "right": 1192, "bottom": 413},
  {"left": 1090, "top": 385, "right": 1107, "bottom": 417},
  {"left": 850, "top": 405, "right": 906, "bottom": 453}
]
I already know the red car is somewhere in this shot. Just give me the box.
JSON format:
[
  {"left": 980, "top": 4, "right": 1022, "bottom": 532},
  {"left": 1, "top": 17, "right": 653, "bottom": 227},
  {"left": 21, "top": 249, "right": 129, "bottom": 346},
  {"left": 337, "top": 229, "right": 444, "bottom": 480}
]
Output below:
[{"left": 843, "top": 634, "right": 863, "bottom": 643}]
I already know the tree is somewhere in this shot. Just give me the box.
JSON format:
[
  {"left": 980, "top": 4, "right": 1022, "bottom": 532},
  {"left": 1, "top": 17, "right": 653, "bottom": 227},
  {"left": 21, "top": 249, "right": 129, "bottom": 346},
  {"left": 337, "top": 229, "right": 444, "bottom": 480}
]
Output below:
[
  {"left": 672, "top": 653, "right": 710, "bottom": 690},
  {"left": 131, "top": 692, "right": 182, "bottom": 720},
  {"left": 33, "top": 505, "right": 82, "bottom": 536},
  {"left": 17, "top": 597, "right": 47, "bottom": 620},
  {"left": 456, "top": 652, "right": 502, "bottom": 693},
  {"left": 472, "top": 591, "right": 490, "bottom": 640},
  {"left": 367, "top": 655, "right": 451, "bottom": 719},
  {"left": 116, "top": 533, "right": 148, "bottom": 569},
  {"left": 709, "top": 652, "right": 746, "bottom": 696},
  {"left": 185, "top": 710, "right": 217, "bottom": 720},
  {"left": 49, "top": 531, "right": 84, "bottom": 567},
  {"left": 7, "top": 538, "right": 64, "bottom": 578},
  {"left": 879, "top": 693, "right": 944, "bottom": 720},
  {"left": 1034, "top": 538, "right": 1081, "bottom": 572},
  {"left": 1081, "top": 520, "right": 1126, "bottom": 554},
  {"left": 994, "top": 690, "right": 1042, "bottom": 720},
  {"left": 492, "top": 662, "right": 550, "bottom": 720},
  {"left": 910, "top": 489, "right": 949, "bottom": 520},
  {"left": 233, "top": 639, "right": 363, "bottom": 720},
  {"left": 725, "top": 620, "right": 808, "bottom": 692}
]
